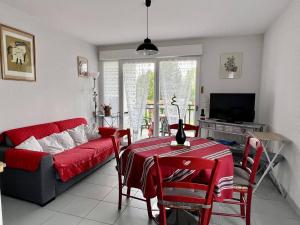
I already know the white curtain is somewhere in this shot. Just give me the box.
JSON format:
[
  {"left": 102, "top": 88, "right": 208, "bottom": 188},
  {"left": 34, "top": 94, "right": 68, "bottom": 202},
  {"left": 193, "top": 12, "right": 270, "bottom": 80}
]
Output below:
[
  {"left": 123, "top": 62, "right": 152, "bottom": 141},
  {"left": 160, "top": 60, "right": 197, "bottom": 125}
]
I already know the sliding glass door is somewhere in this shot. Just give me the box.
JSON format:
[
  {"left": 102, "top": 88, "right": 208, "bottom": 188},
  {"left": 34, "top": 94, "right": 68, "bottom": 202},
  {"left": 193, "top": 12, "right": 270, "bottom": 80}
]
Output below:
[
  {"left": 122, "top": 61, "right": 155, "bottom": 141},
  {"left": 101, "top": 57, "right": 200, "bottom": 141},
  {"left": 159, "top": 59, "right": 198, "bottom": 136}
]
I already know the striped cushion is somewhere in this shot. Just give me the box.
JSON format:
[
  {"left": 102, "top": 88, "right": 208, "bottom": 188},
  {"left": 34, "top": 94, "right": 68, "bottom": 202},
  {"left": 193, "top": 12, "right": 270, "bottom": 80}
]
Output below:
[
  {"left": 159, "top": 200, "right": 204, "bottom": 210},
  {"left": 163, "top": 187, "right": 205, "bottom": 198},
  {"left": 233, "top": 167, "right": 250, "bottom": 187},
  {"left": 159, "top": 187, "right": 207, "bottom": 210}
]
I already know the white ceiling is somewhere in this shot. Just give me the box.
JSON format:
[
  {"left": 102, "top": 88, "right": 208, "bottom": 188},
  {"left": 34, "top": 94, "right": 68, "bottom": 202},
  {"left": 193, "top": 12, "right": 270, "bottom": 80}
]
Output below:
[{"left": 0, "top": 0, "right": 291, "bottom": 46}]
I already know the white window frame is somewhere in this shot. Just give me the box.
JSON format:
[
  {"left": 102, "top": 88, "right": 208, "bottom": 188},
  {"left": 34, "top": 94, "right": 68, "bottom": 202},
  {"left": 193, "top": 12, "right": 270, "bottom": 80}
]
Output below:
[{"left": 100, "top": 56, "right": 201, "bottom": 136}]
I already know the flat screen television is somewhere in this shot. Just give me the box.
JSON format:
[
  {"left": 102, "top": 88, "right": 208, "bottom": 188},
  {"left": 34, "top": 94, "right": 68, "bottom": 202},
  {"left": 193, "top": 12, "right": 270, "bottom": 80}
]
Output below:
[{"left": 209, "top": 93, "right": 255, "bottom": 123}]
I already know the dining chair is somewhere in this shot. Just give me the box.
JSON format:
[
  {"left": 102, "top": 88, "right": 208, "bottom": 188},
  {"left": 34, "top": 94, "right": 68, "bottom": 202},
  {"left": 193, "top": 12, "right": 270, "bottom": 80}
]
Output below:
[
  {"left": 111, "top": 129, "right": 153, "bottom": 219},
  {"left": 154, "top": 155, "right": 220, "bottom": 225},
  {"left": 168, "top": 123, "right": 200, "bottom": 137},
  {"left": 212, "top": 135, "right": 264, "bottom": 225}
]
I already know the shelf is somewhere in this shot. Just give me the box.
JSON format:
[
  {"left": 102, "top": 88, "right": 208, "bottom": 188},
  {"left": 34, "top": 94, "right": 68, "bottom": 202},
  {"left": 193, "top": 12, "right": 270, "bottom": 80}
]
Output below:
[
  {"left": 201, "top": 128, "right": 248, "bottom": 136},
  {"left": 199, "top": 119, "right": 265, "bottom": 138}
]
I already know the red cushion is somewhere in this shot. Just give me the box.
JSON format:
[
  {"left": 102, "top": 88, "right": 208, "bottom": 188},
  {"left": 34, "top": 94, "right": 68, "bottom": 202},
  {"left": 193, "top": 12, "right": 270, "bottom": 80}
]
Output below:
[
  {"left": 99, "top": 127, "right": 117, "bottom": 137},
  {"left": 53, "top": 137, "right": 114, "bottom": 182},
  {"left": 5, "top": 149, "right": 49, "bottom": 172},
  {"left": 55, "top": 118, "right": 87, "bottom": 132},
  {"left": 5, "top": 123, "right": 60, "bottom": 146}
]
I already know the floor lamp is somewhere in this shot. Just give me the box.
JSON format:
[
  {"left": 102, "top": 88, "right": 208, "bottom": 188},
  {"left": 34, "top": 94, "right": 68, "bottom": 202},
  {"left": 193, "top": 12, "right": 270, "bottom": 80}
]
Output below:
[{"left": 86, "top": 72, "right": 100, "bottom": 124}]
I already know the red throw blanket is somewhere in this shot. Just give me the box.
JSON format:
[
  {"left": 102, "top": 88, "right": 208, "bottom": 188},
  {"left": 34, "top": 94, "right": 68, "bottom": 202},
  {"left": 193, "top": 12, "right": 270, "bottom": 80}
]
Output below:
[
  {"left": 53, "top": 137, "right": 114, "bottom": 182},
  {"left": 5, "top": 149, "right": 49, "bottom": 172}
]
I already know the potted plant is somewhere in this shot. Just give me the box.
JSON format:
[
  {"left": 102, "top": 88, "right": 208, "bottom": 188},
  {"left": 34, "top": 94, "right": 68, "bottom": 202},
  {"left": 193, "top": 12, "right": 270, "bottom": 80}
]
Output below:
[
  {"left": 224, "top": 56, "right": 238, "bottom": 78},
  {"left": 101, "top": 104, "right": 112, "bottom": 117}
]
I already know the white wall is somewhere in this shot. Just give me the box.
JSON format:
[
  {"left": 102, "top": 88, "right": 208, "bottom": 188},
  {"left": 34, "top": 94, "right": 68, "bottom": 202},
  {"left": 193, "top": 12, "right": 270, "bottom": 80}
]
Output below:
[
  {"left": 99, "top": 35, "right": 263, "bottom": 120},
  {"left": 0, "top": 2, "right": 98, "bottom": 132},
  {"left": 259, "top": 0, "right": 300, "bottom": 209},
  {"left": 199, "top": 36, "right": 263, "bottom": 118}
]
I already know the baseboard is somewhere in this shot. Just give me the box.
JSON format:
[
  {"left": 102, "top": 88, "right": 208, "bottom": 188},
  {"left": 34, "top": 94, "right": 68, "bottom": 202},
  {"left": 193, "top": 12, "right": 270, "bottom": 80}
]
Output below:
[
  {"left": 286, "top": 190, "right": 300, "bottom": 218},
  {"left": 282, "top": 186, "right": 300, "bottom": 218},
  {"left": 268, "top": 173, "right": 300, "bottom": 217}
]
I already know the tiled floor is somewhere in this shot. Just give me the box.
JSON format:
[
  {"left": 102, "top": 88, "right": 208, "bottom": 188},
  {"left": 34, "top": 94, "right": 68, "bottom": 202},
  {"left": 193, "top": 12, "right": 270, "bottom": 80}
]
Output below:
[{"left": 2, "top": 159, "right": 300, "bottom": 225}]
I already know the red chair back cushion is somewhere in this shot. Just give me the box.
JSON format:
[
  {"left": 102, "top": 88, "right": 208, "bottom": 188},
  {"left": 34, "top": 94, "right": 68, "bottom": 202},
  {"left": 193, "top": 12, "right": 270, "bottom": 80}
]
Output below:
[
  {"left": 55, "top": 118, "right": 87, "bottom": 132},
  {"left": 5, "top": 123, "right": 60, "bottom": 146}
]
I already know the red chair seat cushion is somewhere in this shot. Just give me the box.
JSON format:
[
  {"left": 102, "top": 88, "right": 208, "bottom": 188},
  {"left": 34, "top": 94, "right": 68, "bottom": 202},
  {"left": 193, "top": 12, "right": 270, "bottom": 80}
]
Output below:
[{"left": 53, "top": 137, "right": 114, "bottom": 182}]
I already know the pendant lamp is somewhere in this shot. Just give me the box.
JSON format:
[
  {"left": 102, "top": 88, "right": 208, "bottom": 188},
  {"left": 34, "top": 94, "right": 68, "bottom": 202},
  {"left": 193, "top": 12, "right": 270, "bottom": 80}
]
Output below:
[{"left": 136, "top": 0, "right": 159, "bottom": 56}]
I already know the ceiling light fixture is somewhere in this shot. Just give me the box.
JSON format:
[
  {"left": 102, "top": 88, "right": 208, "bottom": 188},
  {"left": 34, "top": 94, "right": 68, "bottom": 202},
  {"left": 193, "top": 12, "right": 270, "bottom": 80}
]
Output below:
[{"left": 136, "top": 0, "right": 159, "bottom": 56}]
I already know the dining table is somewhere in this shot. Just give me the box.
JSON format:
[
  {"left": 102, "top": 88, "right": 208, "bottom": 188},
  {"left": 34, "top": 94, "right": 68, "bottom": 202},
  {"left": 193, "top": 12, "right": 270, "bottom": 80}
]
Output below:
[{"left": 120, "top": 136, "right": 234, "bottom": 201}]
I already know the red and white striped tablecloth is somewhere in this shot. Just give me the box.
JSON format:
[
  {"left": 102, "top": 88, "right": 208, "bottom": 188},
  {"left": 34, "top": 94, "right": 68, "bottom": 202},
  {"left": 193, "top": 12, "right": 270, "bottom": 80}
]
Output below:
[{"left": 120, "top": 136, "right": 234, "bottom": 200}]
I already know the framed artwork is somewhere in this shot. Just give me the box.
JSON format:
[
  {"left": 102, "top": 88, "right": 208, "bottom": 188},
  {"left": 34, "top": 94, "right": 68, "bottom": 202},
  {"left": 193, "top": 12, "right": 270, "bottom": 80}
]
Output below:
[
  {"left": 77, "top": 56, "right": 88, "bottom": 77},
  {"left": 0, "top": 24, "right": 36, "bottom": 81},
  {"left": 220, "top": 52, "right": 243, "bottom": 79}
]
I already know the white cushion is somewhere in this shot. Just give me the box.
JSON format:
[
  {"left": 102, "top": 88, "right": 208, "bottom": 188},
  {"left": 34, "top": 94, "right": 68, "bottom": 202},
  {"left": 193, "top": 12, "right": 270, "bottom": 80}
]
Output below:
[
  {"left": 38, "top": 134, "right": 65, "bottom": 154},
  {"left": 67, "top": 124, "right": 88, "bottom": 145},
  {"left": 53, "top": 131, "right": 76, "bottom": 150},
  {"left": 15, "top": 136, "right": 43, "bottom": 152},
  {"left": 84, "top": 124, "right": 101, "bottom": 141}
]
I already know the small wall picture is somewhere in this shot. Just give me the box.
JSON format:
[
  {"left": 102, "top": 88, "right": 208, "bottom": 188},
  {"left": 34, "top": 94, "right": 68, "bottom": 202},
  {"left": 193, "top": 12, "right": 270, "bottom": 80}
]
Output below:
[
  {"left": 220, "top": 52, "right": 243, "bottom": 79},
  {"left": 0, "top": 24, "right": 36, "bottom": 81},
  {"left": 77, "top": 56, "right": 88, "bottom": 77}
]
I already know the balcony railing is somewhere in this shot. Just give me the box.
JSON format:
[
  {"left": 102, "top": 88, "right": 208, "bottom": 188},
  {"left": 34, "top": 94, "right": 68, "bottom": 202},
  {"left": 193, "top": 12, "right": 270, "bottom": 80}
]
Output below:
[{"left": 144, "top": 103, "right": 195, "bottom": 124}]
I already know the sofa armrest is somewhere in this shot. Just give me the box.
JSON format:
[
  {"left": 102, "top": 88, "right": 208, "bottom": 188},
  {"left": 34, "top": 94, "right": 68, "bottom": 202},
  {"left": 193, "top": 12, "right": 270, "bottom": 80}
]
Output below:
[
  {"left": 1, "top": 149, "right": 56, "bottom": 205},
  {"left": 0, "top": 133, "right": 4, "bottom": 145},
  {"left": 0, "top": 145, "right": 7, "bottom": 161},
  {"left": 5, "top": 148, "right": 50, "bottom": 172},
  {"left": 98, "top": 127, "right": 117, "bottom": 137}
]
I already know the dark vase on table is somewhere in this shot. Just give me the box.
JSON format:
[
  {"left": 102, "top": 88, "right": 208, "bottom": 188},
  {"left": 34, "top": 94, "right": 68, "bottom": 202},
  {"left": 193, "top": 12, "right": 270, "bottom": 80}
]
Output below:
[{"left": 176, "top": 119, "right": 186, "bottom": 144}]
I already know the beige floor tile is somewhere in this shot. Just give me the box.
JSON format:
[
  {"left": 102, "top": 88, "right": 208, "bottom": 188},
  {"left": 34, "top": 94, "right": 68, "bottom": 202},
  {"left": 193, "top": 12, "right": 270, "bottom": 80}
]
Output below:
[
  {"left": 69, "top": 182, "right": 113, "bottom": 200},
  {"left": 42, "top": 212, "right": 82, "bottom": 225},
  {"left": 86, "top": 201, "right": 125, "bottom": 224}
]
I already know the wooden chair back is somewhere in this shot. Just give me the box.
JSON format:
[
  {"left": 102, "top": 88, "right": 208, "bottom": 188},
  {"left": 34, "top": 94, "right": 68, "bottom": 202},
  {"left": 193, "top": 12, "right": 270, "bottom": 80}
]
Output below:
[
  {"left": 241, "top": 136, "right": 264, "bottom": 185},
  {"left": 154, "top": 155, "right": 220, "bottom": 208},
  {"left": 111, "top": 129, "right": 131, "bottom": 169},
  {"left": 168, "top": 123, "right": 199, "bottom": 137}
]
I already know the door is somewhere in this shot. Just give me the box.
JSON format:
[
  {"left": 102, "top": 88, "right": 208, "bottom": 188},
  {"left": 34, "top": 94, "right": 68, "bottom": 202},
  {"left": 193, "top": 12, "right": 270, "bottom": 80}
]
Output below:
[
  {"left": 122, "top": 61, "right": 156, "bottom": 141},
  {"left": 102, "top": 57, "right": 200, "bottom": 141},
  {"left": 158, "top": 58, "right": 199, "bottom": 137}
]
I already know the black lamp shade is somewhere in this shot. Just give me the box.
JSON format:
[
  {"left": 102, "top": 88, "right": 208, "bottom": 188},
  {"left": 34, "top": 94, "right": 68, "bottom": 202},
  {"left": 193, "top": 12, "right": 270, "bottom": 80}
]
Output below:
[{"left": 136, "top": 38, "right": 159, "bottom": 56}]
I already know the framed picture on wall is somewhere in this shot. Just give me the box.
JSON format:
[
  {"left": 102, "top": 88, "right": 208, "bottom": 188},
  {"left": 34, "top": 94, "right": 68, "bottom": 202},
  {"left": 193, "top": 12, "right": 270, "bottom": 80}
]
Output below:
[
  {"left": 220, "top": 52, "right": 243, "bottom": 79},
  {"left": 0, "top": 24, "right": 36, "bottom": 81},
  {"left": 77, "top": 56, "right": 88, "bottom": 77}
]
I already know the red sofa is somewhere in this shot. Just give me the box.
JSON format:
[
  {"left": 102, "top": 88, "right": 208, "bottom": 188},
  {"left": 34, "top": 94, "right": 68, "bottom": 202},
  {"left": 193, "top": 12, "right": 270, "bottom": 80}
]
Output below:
[{"left": 0, "top": 118, "right": 116, "bottom": 205}]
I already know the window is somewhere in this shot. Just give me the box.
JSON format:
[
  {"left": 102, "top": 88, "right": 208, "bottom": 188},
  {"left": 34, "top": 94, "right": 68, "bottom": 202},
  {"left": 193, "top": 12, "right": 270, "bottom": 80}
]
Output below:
[{"left": 102, "top": 61, "right": 119, "bottom": 115}]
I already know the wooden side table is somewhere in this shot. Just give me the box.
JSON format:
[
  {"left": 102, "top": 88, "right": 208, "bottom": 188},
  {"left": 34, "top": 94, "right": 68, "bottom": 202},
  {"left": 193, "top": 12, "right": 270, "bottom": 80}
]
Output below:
[
  {"left": 251, "top": 132, "right": 289, "bottom": 195},
  {"left": 0, "top": 161, "right": 6, "bottom": 225}
]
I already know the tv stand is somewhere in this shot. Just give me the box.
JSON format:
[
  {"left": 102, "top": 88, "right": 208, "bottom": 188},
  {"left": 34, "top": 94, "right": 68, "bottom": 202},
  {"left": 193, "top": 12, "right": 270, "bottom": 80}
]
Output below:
[{"left": 199, "top": 119, "right": 265, "bottom": 137}]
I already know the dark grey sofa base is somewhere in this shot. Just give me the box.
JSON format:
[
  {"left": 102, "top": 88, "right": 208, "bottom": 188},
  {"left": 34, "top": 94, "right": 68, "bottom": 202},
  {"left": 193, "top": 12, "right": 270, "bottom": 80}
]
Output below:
[
  {"left": 0, "top": 145, "right": 115, "bottom": 206},
  {"left": 1, "top": 154, "right": 56, "bottom": 206}
]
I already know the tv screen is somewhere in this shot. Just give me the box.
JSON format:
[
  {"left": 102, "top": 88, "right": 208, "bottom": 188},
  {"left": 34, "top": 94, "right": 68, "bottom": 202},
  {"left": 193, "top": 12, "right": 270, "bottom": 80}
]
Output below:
[{"left": 209, "top": 93, "right": 255, "bottom": 123}]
